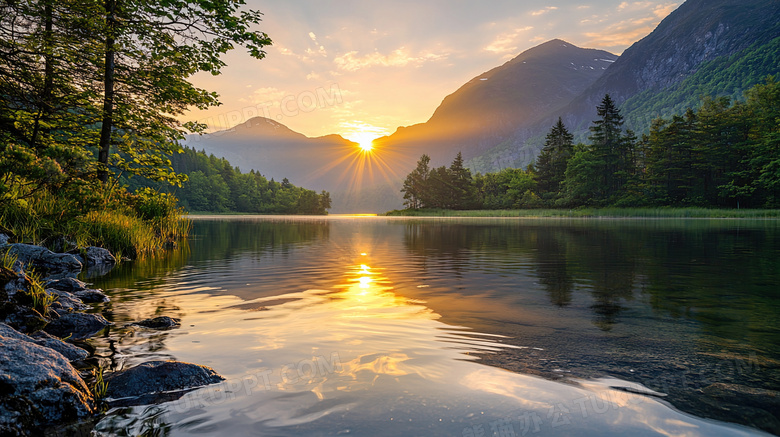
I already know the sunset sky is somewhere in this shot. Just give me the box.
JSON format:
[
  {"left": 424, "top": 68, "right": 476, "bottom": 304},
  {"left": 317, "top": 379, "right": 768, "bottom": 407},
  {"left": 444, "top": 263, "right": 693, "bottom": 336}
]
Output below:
[{"left": 185, "top": 0, "right": 680, "bottom": 143}]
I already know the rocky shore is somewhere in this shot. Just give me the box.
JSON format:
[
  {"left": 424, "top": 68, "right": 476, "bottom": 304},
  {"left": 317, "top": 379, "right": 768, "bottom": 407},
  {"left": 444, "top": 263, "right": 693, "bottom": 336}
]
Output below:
[{"left": 0, "top": 235, "right": 224, "bottom": 436}]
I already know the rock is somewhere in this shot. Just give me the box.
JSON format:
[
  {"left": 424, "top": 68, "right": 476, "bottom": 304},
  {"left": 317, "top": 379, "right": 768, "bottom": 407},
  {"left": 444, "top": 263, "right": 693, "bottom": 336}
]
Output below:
[
  {"left": 0, "top": 329, "right": 95, "bottom": 435},
  {"left": 4, "top": 244, "right": 82, "bottom": 279},
  {"left": 105, "top": 361, "right": 224, "bottom": 400},
  {"left": 48, "top": 289, "right": 89, "bottom": 315},
  {"left": 74, "top": 247, "right": 116, "bottom": 267},
  {"left": 132, "top": 316, "right": 180, "bottom": 330},
  {"left": 0, "top": 234, "right": 9, "bottom": 246},
  {"left": 0, "top": 267, "right": 15, "bottom": 289},
  {"left": 0, "top": 323, "right": 88, "bottom": 362},
  {"left": 44, "top": 313, "right": 111, "bottom": 341},
  {"left": 73, "top": 289, "right": 109, "bottom": 303},
  {"left": 1, "top": 305, "right": 47, "bottom": 334},
  {"left": 71, "top": 247, "right": 116, "bottom": 278},
  {"left": 29, "top": 331, "right": 89, "bottom": 362},
  {"left": 44, "top": 278, "right": 88, "bottom": 292}
]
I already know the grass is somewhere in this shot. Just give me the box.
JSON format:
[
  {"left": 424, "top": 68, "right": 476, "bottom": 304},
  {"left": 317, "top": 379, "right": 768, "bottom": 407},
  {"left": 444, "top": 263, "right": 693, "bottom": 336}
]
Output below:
[
  {"left": 0, "top": 184, "right": 190, "bottom": 260},
  {"left": 384, "top": 208, "right": 780, "bottom": 218},
  {"left": 91, "top": 366, "right": 109, "bottom": 400}
]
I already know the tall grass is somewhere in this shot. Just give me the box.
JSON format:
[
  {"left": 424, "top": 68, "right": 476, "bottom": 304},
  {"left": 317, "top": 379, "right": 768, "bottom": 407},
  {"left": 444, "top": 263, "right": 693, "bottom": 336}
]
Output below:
[
  {"left": 385, "top": 208, "right": 780, "bottom": 218},
  {"left": 0, "top": 183, "right": 190, "bottom": 260}
]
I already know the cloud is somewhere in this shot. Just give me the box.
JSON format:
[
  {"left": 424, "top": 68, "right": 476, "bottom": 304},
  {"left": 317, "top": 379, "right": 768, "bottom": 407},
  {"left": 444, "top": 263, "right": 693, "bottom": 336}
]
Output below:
[
  {"left": 583, "top": 2, "right": 680, "bottom": 50},
  {"left": 249, "top": 87, "right": 289, "bottom": 105},
  {"left": 484, "top": 26, "right": 534, "bottom": 54},
  {"left": 309, "top": 32, "right": 317, "bottom": 42},
  {"left": 333, "top": 48, "right": 448, "bottom": 71},
  {"left": 531, "top": 6, "right": 558, "bottom": 16}
]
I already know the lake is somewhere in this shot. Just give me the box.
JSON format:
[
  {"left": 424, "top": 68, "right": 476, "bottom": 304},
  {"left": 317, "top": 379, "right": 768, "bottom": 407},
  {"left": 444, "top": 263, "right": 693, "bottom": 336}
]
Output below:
[{"left": 90, "top": 216, "right": 780, "bottom": 436}]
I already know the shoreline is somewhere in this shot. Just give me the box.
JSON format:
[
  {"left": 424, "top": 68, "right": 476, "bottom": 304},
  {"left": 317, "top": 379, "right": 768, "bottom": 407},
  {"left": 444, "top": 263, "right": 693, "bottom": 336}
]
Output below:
[
  {"left": 383, "top": 207, "right": 780, "bottom": 219},
  {"left": 0, "top": 237, "right": 224, "bottom": 436}
]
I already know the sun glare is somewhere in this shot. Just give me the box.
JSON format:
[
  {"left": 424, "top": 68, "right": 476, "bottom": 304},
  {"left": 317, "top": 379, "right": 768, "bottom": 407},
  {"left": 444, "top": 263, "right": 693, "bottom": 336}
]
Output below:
[{"left": 345, "top": 129, "right": 383, "bottom": 153}]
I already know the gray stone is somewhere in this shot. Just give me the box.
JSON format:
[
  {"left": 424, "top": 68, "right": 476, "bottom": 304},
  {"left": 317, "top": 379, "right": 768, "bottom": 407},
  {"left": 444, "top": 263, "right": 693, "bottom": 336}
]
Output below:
[
  {"left": 44, "top": 312, "right": 111, "bottom": 341},
  {"left": 29, "top": 331, "right": 89, "bottom": 362},
  {"left": 132, "top": 316, "right": 180, "bottom": 330},
  {"left": 0, "top": 234, "right": 8, "bottom": 246},
  {"left": 48, "top": 289, "right": 89, "bottom": 314},
  {"left": 81, "top": 246, "right": 116, "bottom": 267},
  {"left": 105, "top": 360, "right": 224, "bottom": 399},
  {"left": 74, "top": 289, "right": 110, "bottom": 303},
  {"left": 71, "top": 247, "right": 116, "bottom": 278},
  {"left": 0, "top": 329, "right": 95, "bottom": 434},
  {"left": 1, "top": 305, "right": 47, "bottom": 334},
  {"left": 4, "top": 244, "right": 82, "bottom": 279},
  {"left": 0, "top": 323, "right": 88, "bottom": 362},
  {"left": 44, "top": 277, "right": 88, "bottom": 292}
]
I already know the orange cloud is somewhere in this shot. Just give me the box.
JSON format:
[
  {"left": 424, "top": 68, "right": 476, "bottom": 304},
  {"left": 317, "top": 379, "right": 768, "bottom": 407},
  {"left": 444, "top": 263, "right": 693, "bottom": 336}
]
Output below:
[
  {"left": 333, "top": 48, "right": 448, "bottom": 71},
  {"left": 484, "top": 26, "right": 534, "bottom": 54}
]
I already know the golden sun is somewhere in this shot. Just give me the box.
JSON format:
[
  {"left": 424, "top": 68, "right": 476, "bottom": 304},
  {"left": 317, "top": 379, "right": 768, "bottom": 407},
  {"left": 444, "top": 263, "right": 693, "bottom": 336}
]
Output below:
[{"left": 347, "top": 131, "right": 378, "bottom": 153}]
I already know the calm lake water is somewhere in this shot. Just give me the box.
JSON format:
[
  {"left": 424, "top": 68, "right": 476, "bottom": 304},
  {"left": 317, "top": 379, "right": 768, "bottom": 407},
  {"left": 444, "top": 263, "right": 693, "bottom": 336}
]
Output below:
[{"left": 89, "top": 216, "right": 780, "bottom": 436}]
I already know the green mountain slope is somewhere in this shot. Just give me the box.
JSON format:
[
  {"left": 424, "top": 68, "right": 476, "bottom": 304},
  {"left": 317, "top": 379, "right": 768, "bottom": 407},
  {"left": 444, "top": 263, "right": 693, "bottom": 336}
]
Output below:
[{"left": 622, "top": 36, "right": 780, "bottom": 131}]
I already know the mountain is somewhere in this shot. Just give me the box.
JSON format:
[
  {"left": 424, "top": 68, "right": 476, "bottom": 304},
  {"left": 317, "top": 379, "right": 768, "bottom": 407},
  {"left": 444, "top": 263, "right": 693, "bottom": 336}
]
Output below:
[
  {"left": 373, "top": 40, "right": 617, "bottom": 166},
  {"left": 561, "top": 0, "right": 780, "bottom": 130},
  {"left": 185, "top": 117, "right": 402, "bottom": 213},
  {"left": 473, "top": 0, "right": 780, "bottom": 170}
]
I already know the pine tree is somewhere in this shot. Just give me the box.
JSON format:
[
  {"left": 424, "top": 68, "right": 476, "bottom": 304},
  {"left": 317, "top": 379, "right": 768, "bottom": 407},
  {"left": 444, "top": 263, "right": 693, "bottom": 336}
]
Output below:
[
  {"left": 448, "top": 152, "right": 476, "bottom": 209},
  {"left": 588, "top": 94, "right": 635, "bottom": 201},
  {"left": 535, "top": 117, "right": 574, "bottom": 199}
]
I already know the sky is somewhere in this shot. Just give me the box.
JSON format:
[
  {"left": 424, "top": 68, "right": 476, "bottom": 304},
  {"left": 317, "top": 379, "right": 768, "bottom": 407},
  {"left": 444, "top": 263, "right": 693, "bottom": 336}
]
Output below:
[{"left": 184, "top": 0, "right": 680, "bottom": 144}]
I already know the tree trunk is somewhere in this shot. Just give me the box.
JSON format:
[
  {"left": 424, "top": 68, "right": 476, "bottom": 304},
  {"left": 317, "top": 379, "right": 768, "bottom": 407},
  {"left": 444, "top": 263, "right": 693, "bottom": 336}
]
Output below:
[
  {"left": 31, "top": 1, "right": 54, "bottom": 148},
  {"left": 98, "top": 0, "right": 116, "bottom": 184}
]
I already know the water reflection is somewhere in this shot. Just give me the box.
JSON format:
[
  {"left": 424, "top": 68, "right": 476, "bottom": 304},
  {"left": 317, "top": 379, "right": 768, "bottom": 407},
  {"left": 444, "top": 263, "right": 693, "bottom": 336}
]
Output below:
[{"left": 89, "top": 217, "right": 779, "bottom": 436}]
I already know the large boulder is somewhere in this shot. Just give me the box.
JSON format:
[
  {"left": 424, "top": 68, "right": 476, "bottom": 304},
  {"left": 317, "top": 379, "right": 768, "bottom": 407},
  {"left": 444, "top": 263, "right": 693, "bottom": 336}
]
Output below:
[
  {"left": 0, "top": 328, "right": 95, "bottom": 436},
  {"left": 44, "top": 313, "right": 111, "bottom": 341},
  {"left": 105, "top": 361, "right": 224, "bottom": 400},
  {"left": 4, "top": 244, "right": 82, "bottom": 279}
]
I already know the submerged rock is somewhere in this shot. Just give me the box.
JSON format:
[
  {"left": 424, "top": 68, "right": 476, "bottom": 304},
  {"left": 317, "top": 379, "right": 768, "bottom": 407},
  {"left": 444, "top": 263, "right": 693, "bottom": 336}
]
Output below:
[
  {"left": 4, "top": 244, "right": 82, "bottom": 279},
  {"left": 73, "top": 289, "right": 110, "bottom": 303},
  {"left": 44, "top": 313, "right": 111, "bottom": 341},
  {"left": 132, "top": 316, "right": 181, "bottom": 330},
  {"left": 105, "top": 361, "right": 224, "bottom": 400},
  {"left": 0, "top": 328, "right": 95, "bottom": 435}
]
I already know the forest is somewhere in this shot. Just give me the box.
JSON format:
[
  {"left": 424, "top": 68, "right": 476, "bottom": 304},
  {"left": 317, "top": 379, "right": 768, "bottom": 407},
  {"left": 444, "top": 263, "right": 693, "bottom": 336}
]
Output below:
[
  {"left": 401, "top": 78, "right": 780, "bottom": 210},
  {"left": 127, "top": 147, "right": 331, "bottom": 215}
]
